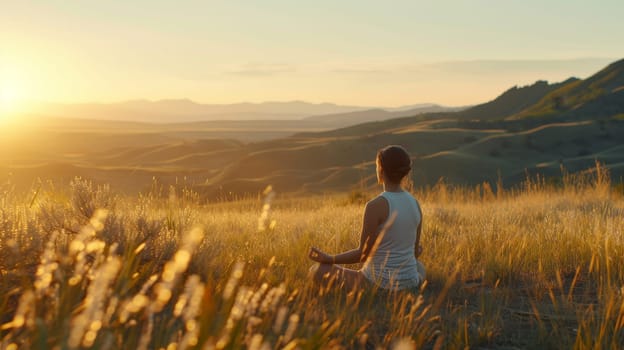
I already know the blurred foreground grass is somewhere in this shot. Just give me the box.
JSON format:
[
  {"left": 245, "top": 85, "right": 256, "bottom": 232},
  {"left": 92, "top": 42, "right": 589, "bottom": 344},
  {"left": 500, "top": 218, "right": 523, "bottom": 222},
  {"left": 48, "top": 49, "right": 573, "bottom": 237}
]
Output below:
[{"left": 1, "top": 163, "right": 624, "bottom": 349}]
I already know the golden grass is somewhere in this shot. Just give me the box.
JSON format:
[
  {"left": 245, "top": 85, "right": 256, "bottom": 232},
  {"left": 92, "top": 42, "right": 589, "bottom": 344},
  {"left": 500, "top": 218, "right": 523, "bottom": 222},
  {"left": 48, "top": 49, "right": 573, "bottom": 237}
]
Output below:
[{"left": 1, "top": 164, "right": 624, "bottom": 349}]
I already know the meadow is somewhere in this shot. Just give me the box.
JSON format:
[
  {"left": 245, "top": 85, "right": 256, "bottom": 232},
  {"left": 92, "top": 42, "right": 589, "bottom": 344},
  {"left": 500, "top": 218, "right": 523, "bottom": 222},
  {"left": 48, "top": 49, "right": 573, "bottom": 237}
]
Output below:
[{"left": 1, "top": 163, "right": 624, "bottom": 349}]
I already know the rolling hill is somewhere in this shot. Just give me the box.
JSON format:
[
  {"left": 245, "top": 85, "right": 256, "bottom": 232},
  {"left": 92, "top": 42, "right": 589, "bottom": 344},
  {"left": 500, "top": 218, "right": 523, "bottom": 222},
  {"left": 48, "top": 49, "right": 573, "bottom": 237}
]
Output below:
[
  {"left": 514, "top": 58, "right": 624, "bottom": 120},
  {"left": 456, "top": 78, "right": 578, "bottom": 120}
]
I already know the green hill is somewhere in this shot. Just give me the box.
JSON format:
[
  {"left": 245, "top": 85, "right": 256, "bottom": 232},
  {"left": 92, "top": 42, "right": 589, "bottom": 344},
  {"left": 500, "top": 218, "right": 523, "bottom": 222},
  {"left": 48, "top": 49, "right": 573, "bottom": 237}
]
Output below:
[
  {"left": 514, "top": 58, "right": 624, "bottom": 120},
  {"left": 457, "top": 79, "right": 577, "bottom": 120}
]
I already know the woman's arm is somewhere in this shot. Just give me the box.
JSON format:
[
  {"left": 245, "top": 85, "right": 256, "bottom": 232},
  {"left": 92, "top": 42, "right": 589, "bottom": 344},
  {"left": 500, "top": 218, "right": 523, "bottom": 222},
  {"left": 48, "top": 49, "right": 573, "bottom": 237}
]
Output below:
[
  {"left": 414, "top": 201, "right": 423, "bottom": 259},
  {"left": 328, "top": 248, "right": 363, "bottom": 264},
  {"left": 309, "top": 197, "right": 388, "bottom": 265},
  {"left": 414, "top": 219, "right": 422, "bottom": 258},
  {"left": 309, "top": 246, "right": 360, "bottom": 264},
  {"left": 357, "top": 197, "right": 388, "bottom": 262}
]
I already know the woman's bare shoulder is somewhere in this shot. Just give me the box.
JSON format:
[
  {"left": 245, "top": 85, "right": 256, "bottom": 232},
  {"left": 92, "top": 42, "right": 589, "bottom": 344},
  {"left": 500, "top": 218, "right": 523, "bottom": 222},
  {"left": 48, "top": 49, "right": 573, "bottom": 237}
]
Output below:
[{"left": 365, "top": 195, "right": 389, "bottom": 216}]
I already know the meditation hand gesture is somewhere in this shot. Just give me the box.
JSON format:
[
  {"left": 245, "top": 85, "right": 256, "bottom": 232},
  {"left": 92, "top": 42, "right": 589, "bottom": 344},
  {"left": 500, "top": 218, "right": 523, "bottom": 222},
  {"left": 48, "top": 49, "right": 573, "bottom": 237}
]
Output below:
[{"left": 308, "top": 247, "right": 333, "bottom": 264}]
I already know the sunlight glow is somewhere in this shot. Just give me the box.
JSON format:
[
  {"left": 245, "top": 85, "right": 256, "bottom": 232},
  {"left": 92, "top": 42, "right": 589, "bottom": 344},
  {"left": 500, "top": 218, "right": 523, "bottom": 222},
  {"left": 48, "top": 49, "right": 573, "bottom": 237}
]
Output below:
[{"left": 0, "top": 80, "right": 25, "bottom": 119}]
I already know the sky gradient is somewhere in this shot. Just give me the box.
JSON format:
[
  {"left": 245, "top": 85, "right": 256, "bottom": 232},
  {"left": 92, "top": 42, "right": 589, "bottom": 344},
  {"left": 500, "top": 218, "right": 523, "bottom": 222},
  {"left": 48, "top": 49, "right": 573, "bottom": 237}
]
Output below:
[{"left": 1, "top": 0, "right": 623, "bottom": 108}]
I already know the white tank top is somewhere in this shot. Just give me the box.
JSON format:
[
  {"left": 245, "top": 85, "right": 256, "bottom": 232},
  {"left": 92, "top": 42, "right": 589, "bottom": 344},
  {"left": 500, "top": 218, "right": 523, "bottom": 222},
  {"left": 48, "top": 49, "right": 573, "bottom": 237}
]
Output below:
[{"left": 361, "top": 191, "right": 423, "bottom": 290}]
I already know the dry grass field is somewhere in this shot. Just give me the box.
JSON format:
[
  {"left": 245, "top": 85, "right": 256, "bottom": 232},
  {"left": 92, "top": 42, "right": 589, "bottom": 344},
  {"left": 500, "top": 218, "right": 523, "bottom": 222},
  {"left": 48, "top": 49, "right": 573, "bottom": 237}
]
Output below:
[{"left": 1, "top": 163, "right": 623, "bottom": 349}]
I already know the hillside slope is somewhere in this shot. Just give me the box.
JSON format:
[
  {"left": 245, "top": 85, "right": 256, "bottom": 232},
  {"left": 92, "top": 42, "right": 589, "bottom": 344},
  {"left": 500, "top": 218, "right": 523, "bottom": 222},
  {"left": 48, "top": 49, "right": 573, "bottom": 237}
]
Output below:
[
  {"left": 457, "top": 79, "right": 577, "bottom": 120},
  {"left": 198, "top": 118, "right": 624, "bottom": 198},
  {"left": 514, "top": 58, "right": 624, "bottom": 120}
]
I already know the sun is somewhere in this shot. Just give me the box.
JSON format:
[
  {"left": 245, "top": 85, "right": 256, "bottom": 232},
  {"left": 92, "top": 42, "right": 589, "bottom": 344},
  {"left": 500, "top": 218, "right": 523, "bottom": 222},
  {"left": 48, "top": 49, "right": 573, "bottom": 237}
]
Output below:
[{"left": 0, "top": 83, "right": 23, "bottom": 119}]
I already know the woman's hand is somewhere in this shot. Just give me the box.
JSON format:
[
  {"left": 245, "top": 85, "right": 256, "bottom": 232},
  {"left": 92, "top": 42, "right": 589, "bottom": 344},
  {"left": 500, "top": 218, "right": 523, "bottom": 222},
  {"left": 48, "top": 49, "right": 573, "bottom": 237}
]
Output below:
[{"left": 308, "top": 247, "right": 334, "bottom": 264}]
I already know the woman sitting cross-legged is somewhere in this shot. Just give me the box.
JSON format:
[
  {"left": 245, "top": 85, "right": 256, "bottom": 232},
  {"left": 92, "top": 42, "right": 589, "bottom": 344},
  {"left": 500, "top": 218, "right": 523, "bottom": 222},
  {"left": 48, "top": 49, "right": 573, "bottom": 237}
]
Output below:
[{"left": 308, "top": 145, "right": 425, "bottom": 291}]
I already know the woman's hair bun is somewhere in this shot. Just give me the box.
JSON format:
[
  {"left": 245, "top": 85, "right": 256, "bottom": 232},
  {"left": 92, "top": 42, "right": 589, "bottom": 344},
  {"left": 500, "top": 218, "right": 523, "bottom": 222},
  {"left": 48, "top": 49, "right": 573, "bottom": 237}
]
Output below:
[{"left": 377, "top": 145, "right": 412, "bottom": 183}]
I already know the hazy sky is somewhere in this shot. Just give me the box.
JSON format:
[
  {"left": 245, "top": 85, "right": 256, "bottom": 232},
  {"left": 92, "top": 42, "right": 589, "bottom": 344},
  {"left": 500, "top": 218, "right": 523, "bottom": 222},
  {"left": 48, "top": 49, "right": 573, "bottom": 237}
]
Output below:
[{"left": 1, "top": 0, "right": 623, "bottom": 107}]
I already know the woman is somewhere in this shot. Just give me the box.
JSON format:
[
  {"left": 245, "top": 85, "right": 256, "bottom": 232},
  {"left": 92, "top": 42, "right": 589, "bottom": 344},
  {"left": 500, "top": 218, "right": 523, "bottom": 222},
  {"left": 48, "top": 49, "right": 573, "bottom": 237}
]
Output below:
[{"left": 308, "top": 145, "right": 425, "bottom": 291}]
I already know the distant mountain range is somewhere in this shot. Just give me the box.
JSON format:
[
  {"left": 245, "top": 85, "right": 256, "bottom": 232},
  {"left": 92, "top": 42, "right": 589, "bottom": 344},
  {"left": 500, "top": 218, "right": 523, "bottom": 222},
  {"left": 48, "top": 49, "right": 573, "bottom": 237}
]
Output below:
[
  {"left": 22, "top": 100, "right": 366, "bottom": 122},
  {"left": 2, "top": 58, "right": 623, "bottom": 197},
  {"left": 304, "top": 104, "right": 465, "bottom": 127},
  {"left": 21, "top": 99, "right": 463, "bottom": 125}
]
